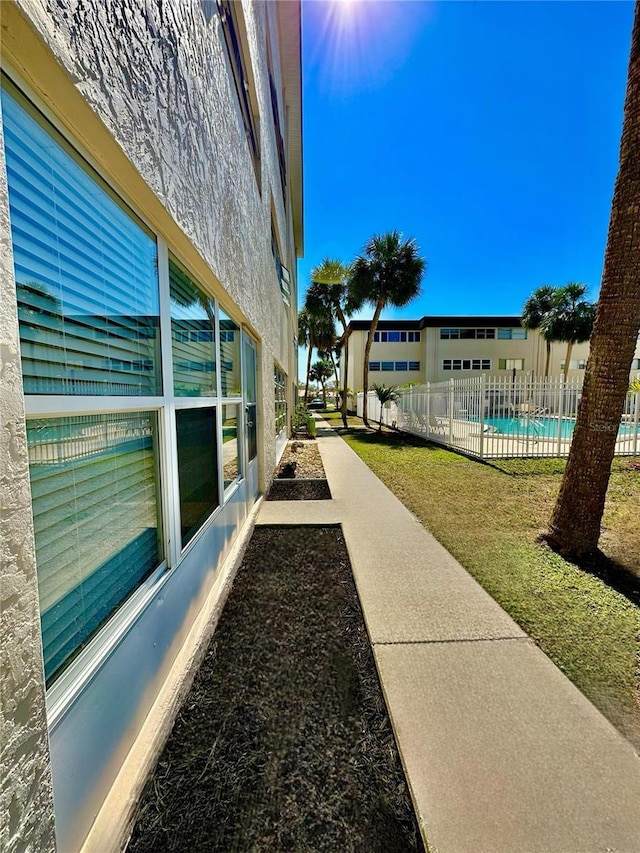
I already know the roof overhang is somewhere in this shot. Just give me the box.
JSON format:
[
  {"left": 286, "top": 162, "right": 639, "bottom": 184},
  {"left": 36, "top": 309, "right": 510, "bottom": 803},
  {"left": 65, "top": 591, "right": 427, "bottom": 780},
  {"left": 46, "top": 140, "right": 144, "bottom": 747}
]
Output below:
[{"left": 276, "top": 1, "right": 304, "bottom": 258}]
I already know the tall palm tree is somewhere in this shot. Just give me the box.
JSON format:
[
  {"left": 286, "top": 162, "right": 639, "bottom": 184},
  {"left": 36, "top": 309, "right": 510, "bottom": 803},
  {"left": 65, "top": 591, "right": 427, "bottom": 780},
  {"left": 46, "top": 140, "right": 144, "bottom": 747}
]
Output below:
[
  {"left": 307, "top": 259, "right": 352, "bottom": 428},
  {"left": 349, "top": 231, "right": 426, "bottom": 428},
  {"left": 297, "top": 306, "right": 335, "bottom": 406},
  {"left": 540, "top": 283, "right": 596, "bottom": 378},
  {"left": 521, "top": 285, "right": 557, "bottom": 377},
  {"left": 546, "top": 1, "right": 640, "bottom": 558}
]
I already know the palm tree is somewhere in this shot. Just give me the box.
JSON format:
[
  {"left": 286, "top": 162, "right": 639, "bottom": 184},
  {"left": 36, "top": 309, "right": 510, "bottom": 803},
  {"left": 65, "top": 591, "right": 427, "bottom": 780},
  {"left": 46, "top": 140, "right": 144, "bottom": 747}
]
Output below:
[
  {"left": 307, "top": 259, "right": 353, "bottom": 428},
  {"left": 309, "top": 359, "right": 333, "bottom": 407},
  {"left": 298, "top": 307, "right": 335, "bottom": 406},
  {"left": 521, "top": 285, "right": 557, "bottom": 377},
  {"left": 349, "top": 231, "right": 426, "bottom": 428},
  {"left": 546, "top": 1, "right": 640, "bottom": 558},
  {"left": 372, "top": 383, "right": 400, "bottom": 432},
  {"left": 540, "top": 283, "right": 596, "bottom": 378}
]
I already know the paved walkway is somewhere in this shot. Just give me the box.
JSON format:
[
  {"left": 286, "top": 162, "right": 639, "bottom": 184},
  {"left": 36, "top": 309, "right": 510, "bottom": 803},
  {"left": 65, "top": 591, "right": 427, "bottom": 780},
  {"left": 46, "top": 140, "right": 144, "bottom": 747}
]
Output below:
[{"left": 258, "top": 419, "right": 640, "bottom": 853}]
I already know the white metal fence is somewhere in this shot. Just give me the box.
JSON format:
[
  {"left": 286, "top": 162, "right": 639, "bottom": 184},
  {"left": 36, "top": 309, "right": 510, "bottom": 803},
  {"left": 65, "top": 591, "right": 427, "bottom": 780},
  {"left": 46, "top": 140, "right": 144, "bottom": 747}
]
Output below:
[{"left": 356, "top": 376, "right": 640, "bottom": 460}]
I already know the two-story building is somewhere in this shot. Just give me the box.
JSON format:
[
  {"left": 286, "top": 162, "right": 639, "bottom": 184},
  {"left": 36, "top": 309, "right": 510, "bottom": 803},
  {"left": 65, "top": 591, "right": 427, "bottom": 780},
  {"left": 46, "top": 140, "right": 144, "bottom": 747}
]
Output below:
[
  {"left": 1, "top": 2, "right": 302, "bottom": 851},
  {"left": 344, "top": 316, "right": 640, "bottom": 391}
]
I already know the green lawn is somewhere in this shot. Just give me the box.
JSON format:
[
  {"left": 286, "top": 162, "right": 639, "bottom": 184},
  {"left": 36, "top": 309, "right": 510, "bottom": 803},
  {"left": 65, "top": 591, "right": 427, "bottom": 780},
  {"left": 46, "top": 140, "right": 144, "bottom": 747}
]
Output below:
[{"left": 339, "top": 427, "right": 640, "bottom": 749}]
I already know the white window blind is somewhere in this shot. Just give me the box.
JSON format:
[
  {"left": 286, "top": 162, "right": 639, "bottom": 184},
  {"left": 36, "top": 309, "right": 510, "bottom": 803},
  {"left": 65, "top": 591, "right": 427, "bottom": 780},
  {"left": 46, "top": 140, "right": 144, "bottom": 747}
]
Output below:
[
  {"left": 27, "top": 413, "right": 162, "bottom": 682},
  {"left": 1, "top": 84, "right": 161, "bottom": 396}
]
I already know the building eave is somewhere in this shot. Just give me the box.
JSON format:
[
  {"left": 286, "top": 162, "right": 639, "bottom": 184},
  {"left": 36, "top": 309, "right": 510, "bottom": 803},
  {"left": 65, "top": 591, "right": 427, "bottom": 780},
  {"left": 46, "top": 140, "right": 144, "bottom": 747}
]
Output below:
[{"left": 276, "top": 1, "right": 303, "bottom": 259}]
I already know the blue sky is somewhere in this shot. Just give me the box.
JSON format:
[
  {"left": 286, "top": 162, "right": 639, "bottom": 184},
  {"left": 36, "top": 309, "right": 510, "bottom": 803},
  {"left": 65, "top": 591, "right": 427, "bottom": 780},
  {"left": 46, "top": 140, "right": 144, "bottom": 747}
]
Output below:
[{"left": 298, "top": 0, "right": 634, "bottom": 328}]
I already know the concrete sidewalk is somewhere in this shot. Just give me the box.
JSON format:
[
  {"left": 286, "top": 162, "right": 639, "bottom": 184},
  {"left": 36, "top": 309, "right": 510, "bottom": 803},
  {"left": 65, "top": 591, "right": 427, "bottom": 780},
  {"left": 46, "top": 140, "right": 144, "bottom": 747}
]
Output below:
[{"left": 257, "top": 420, "right": 640, "bottom": 853}]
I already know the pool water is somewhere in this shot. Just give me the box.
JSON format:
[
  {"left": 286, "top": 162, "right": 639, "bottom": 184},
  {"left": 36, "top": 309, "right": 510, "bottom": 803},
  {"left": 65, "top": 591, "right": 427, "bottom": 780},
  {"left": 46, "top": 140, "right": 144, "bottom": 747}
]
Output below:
[{"left": 484, "top": 416, "right": 636, "bottom": 440}]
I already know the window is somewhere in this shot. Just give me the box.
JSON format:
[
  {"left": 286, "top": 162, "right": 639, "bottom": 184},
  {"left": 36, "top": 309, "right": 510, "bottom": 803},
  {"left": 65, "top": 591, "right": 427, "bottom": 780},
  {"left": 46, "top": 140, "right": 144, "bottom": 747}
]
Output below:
[
  {"left": 443, "top": 359, "right": 491, "bottom": 371},
  {"left": 498, "top": 358, "right": 525, "bottom": 370},
  {"left": 373, "top": 329, "right": 420, "bottom": 343},
  {"left": 381, "top": 361, "right": 394, "bottom": 371},
  {"left": 440, "top": 328, "right": 495, "bottom": 340},
  {"left": 176, "top": 408, "right": 219, "bottom": 547},
  {"left": 170, "top": 258, "right": 217, "bottom": 396},
  {"left": 395, "top": 361, "right": 408, "bottom": 371},
  {"left": 409, "top": 361, "right": 420, "bottom": 371},
  {"left": 560, "top": 360, "right": 587, "bottom": 371},
  {"left": 274, "top": 364, "right": 287, "bottom": 435},
  {"left": 27, "top": 413, "right": 162, "bottom": 683},
  {"left": 272, "top": 222, "right": 290, "bottom": 306},
  {"left": 498, "top": 328, "right": 528, "bottom": 340},
  {"left": 222, "top": 403, "right": 240, "bottom": 490},
  {"left": 219, "top": 310, "right": 241, "bottom": 396},
  {"left": 3, "top": 84, "right": 161, "bottom": 396},
  {"left": 217, "top": 0, "right": 260, "bottom": 186},
  {"left": 369, "top": 361, "right": 381, "bottom": 371},
  {"left": 632, "top": 358, "right": 640, "bottom": 370}
]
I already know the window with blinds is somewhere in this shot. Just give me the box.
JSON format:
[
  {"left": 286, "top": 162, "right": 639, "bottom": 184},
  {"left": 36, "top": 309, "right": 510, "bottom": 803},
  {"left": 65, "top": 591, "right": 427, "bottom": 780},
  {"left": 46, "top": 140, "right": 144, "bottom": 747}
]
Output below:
[
  {"left": 169, "top": 258, "right": 217, "bottom": 396},
  {"left": 219, "top": 309, "right": 241, "bottom": 396},
  {"left": 27, "top": 413, "right": 162, "bottom": 683},
  {"left": 1, "top": 84, "right": 161, "bottom": 396}
]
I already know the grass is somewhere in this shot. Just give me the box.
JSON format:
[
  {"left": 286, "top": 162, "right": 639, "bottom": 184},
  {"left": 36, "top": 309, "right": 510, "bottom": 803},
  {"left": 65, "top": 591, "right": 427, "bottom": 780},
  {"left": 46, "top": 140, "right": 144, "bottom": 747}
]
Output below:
[{"left": 337, "top": 426, "right": 640, "bottom": 749}]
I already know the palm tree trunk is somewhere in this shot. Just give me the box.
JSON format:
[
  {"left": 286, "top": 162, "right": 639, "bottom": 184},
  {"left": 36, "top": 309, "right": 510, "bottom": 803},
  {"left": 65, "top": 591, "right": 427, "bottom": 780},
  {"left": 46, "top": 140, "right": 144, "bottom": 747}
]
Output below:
[
  {"left": 341, "top": 331, "right": 350, "bottom": 429},
  {"left": 304, "top": 343, "right": 313, "bottom": 406},
  {"left": 546, "top": 0, "right": 640, "bottom": 558},
  {"left": 544, "top": 340, "right": 551, "bottom": 377},
  {"left": 563, "top": 341, "right": 573, "bottom": 378},
  {"left": 362, "top": 300, "right": 384, "bottom": 428}
]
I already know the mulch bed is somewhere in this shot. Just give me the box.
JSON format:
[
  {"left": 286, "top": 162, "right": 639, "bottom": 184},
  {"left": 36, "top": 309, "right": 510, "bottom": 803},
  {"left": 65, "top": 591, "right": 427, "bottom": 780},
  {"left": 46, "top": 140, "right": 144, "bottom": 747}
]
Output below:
[
  {"left": 126, "top": 526, "right": 424, "bottom": 853},
  {"left": 267, "top": 478, "right": 332, "bottom": 501}
]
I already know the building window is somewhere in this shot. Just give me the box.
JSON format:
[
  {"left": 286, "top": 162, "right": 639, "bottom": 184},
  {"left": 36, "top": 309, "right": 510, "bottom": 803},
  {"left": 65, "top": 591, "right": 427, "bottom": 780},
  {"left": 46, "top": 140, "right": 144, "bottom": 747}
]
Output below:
[
  {"left": 27, "top": 413, "right": 163, "bottom": 683},
  {"left": 222, "top": 403, "right": 240, "bottom": 490},
  {"left": 170, "top": 258, "right": 217, "bottom": 397},
  {"left": 409, "top": 361, "right": 420, "bottom": 371},
  {"left": 443, "top": 359, "right": 491, "bottom": 371},
  {"left": 176, "top": 407, "right": 219, "bottom": 548},
  {"left": 217, "top": 0, "right": 260, "bottom": 186},
  {"left": 274, "top": 363, "right": 287, "bottom": 435},
  {"left": 440, "top": 328, "right": 495, "bottom": 340},
  {"left": 498, "top": 358, "right": 525, "bottom": 370},
  {"left": 395, "top": 361, "right": 408, "bottom": 371},
  {"left": 560, "top": 360, "right": 587, "bottom": 371},
  {"left": 631, "top": 358, "right": 640, "bottom": 370},
  {"left": 498, "top": 328, "right": 528, "bottom": 340},
  {"left": 272, "top": 222, "right": 290, "bottom": 306},
  {"left": 369, "top": 361, "right": 381, "bottom": 371},
  {"left": 3, "top": 84, "right": 161, "bottom": 396},
  {"left": 381, "top": 361, "right": 394, "bottom": 371},
  {"left": 373, "top": 329, "right": 420, "bottom": 343},
  {"left": 219, "top": 310, "right": 242, "bottom": 396}
]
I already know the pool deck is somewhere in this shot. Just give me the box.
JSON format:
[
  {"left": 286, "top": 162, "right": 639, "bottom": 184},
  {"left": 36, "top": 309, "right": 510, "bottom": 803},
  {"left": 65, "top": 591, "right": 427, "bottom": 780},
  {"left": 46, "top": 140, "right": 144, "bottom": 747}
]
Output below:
[{"left": 258, "top": 417, "right": 640, "bottom": 853}]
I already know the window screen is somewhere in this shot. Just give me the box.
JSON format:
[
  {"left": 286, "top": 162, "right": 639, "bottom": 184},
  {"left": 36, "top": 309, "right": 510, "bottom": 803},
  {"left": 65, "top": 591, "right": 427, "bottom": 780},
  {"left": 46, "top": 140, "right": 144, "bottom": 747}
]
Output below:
[
  {"left": 176, "top": 407, "right": 219, "bottom": 547},
  {"left": 169, "top": 259, "right": 217, "bottom": 396}
]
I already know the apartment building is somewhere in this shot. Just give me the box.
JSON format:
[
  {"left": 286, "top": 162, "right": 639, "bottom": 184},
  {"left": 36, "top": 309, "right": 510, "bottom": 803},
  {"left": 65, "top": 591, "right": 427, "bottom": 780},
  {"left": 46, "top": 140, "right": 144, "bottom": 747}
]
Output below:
[
  {"left": 344, "top": 316, "right": 640, "bottom": 390},
  {"left": 1, "top": 2, "right": 302, "bottom": 850}
]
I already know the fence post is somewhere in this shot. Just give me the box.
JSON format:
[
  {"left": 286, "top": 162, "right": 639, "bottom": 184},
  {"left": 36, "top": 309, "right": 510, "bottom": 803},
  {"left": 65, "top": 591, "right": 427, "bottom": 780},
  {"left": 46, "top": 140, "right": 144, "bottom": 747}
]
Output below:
[
  {"left": 556, "top": 375, "right": 565, "bottom": 457},
  {"left": 449, "top": 379, "right": 454, "bottom": 446},
  {"left": 634, "top": 390, "right": 639, "bottom": 456},
  {"left": 478, "top": 374, "right": 485, "bottom": 459},
  {"left": 425, "top": 382, "right": 430, "bottom": 438}
]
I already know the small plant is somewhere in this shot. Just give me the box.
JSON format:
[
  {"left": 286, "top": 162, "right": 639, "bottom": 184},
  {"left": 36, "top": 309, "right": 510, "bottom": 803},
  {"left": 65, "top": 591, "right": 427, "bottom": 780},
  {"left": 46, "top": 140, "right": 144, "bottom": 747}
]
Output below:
[
  {"left": 371, "top": 384, "right": 400, "bottom": 432},
  {"left": 292, "top": 405, "right": 310, "bottom": 435}
]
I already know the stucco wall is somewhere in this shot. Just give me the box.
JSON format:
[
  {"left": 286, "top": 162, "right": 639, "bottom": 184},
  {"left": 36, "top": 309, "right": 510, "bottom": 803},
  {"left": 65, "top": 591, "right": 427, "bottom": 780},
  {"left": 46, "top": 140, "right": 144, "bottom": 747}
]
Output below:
[
  {"left": 0, "top": 103, "right": 56, "bottom": 853},
  {"left": 10, "top": 0, "right": 297, "bottom": 479}
]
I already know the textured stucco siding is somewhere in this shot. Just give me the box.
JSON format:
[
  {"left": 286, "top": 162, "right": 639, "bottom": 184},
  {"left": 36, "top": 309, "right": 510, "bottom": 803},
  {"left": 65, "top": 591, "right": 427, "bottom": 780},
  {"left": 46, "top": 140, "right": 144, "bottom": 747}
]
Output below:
[
  {"left": 0, "top": 103, "right": 56, "bottom": 853},
  {"left": 13, "top": 0, "right": 297, "bottom": 477}
]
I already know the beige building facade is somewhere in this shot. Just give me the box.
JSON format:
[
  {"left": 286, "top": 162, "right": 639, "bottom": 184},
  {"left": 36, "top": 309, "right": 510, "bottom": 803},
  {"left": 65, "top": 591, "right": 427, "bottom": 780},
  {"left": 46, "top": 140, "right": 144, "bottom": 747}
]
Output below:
[
  {"left": 1, "top": 2, "right": 302, "bottom": 850},
  {"left": 344, "top": 316, "right": 640, "bottom": 391}
]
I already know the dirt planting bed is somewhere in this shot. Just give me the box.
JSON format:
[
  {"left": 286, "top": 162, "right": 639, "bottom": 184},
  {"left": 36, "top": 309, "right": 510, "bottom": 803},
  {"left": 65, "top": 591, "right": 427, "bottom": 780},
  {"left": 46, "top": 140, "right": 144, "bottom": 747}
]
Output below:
[
  {"left": 267, "top": 478, "right": 332, "bottom": 501},
  {"left": 126, "top": 526, "right": 424, "bottom": 853}
]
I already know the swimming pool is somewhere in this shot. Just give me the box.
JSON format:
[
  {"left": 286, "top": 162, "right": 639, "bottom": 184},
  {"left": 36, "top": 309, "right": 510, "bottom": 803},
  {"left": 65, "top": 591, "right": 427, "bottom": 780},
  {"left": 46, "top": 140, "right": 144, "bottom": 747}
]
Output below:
[{"left": 483, "top": 416, "right": 637, "bottom": 440}]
